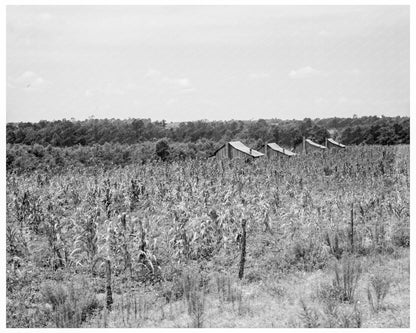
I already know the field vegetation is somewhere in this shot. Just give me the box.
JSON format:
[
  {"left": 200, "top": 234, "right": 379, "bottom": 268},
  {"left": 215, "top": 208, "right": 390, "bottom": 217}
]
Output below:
[{"left": 6, "top": 144, "right": 409, "bottom": 327}]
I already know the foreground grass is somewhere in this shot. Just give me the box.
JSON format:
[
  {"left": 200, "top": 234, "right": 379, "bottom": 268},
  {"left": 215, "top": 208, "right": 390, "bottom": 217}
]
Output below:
[
  {"left": 7, "top": 145, "right": 409, "bottom": 328},
  {"left": 84, "top": 248, "right": 409, "bottom": 328}
]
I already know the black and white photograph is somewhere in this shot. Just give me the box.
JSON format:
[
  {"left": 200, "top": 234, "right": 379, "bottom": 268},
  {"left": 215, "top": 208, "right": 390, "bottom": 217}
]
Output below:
[{"left": 4, "top": 3, "right": 412, "bottom": 329}]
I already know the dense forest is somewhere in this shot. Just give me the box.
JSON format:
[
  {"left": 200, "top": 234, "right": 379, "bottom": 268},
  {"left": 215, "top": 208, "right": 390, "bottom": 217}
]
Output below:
[
  {"left": 6, "top": 115, "right": 409, "bottom": 172},
  {"left": 7, "top": 115, "right": 409, "bottom": 147}
]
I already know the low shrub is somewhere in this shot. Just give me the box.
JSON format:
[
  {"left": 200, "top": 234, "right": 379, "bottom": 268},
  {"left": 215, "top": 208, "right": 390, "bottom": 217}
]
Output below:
[
  {"left": 315, "top": 282, "right": 363, "bottom": 328},
  {"left": 298, "top": 299, "right": 320, "bottom": 328},
  {"left": 40, "top": 276, "right": 102, "bottom": 327},
  {"left": 367, "top": 272, "right": 391, "bottom": 313},
  {"left": 332, "top": 255, "right": 362, "bottom": 303},
  {"left": 391, "top": 227, "right": 410, "bottom": 248},
  {"left": 289, "top": 238, "right": 329, "bottom": 271}
]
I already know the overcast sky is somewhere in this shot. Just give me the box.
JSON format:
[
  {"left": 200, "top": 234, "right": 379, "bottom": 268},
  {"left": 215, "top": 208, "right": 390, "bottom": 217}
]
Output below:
[{"left": 6, "top": 5, "right": 409, "bottom": 123}]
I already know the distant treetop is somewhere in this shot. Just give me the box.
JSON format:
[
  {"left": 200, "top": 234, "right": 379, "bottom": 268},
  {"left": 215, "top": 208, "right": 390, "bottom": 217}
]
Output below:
[{"left": 6, "top": 115, "right": 409, "bottom": 148}]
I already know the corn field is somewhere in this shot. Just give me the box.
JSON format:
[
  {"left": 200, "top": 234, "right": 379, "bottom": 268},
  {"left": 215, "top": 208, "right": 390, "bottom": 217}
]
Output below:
[{"left": 6, "top": 145, "right": 410, "bottom": 327}]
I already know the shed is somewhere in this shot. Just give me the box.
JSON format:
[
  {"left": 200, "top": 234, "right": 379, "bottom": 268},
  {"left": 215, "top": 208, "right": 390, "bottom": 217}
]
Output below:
[
  {"left": 265, "top": 143, "right": 297, "bottom": 158},
  {"left": 212, "top": 141, "right": 264, "bottom": 160},
  {"left": 325, "top": 138, "right": 346, "bottom": 149},
  {"left": 294, "top": 137, "right": 327, "bottom": 154}
]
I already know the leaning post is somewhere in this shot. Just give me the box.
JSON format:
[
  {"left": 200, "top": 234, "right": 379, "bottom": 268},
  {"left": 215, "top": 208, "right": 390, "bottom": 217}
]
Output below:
[
  {"left": 350, "top": 203, "right": 354, "bottom": 253},
  {"left": 106, "top": 259, "right": 113, "bottom": 310},
  {"left": 238, "top": 219, "right": 247, "bottom": 280}
]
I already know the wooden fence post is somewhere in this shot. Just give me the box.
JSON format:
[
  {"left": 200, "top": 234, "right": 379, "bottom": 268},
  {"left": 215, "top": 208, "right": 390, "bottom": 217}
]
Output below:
[
  {"left": 350, "top": 203, "right": 354, "bottom": 253},
  {"left": 238, "top": 219, "right": 247, "bottom": 280},
  {"left": 106, "top": 259, "right": 113, "bottom": 310}
]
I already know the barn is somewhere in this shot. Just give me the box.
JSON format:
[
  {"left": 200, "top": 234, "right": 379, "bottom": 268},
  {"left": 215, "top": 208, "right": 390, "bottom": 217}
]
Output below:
[
  {"left": 294, "top": 137, "right": 327, "bottom": 154},
  {"left": 325, "top": 138, "right": 346, "bottom": 149},
  {"left": 265, "top": 143, "right": 297, "bottom": 158},
  {"left": 212, "top": 141, "right": 264, "bottom": 160}
]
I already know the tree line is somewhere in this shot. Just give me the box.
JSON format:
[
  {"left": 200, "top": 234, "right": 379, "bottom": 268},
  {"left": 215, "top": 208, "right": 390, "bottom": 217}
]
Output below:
[
  {"left": 7, "top": 115, "right": 409, "bottom": 148},
  {"left": 6, "top": 115, "right": 409, "bottom": 172}
]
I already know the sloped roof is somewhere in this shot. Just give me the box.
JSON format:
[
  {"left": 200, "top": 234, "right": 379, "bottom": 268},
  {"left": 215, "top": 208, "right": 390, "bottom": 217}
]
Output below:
[
  {"left": 327, "top": 138, "right": 346, "bottom": 148},
  {"left": 267, "top": 143, "right": 297, "bottom": 156},
  {"left": 213, "top": 141, "right": 264, "bottom": 158},
  {"left": 305, "top": 139, "right": 327, "bottom": 149},
  {"left": 229, "top": 141, "right": 264, "bottom": 157}
]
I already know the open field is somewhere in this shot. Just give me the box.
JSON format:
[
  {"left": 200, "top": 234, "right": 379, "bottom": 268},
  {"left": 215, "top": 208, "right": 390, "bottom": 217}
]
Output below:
[{"left": 6, "top": 145, "right": 409, "bottom": 328}]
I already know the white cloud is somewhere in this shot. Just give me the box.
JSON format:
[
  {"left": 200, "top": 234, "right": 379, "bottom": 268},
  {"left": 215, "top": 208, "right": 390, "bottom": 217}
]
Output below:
[
  {"left": 163, "top": 77, "right": 191, "bottom": 88},
  {"left": 248, "top": 72, "right": 271, "bottom": 79},
  {"left": 144, "top": 68, "right": 162, "bottom": 80},
  {"left": 112, "top": 88, "right": 126, "bottom": 96},
  {"left": 314, "top": 97, "right": 329, "bottom": 105},
  {"left": 126, "top": 83, "right": 139, "bottom": 91},
  {"left": 318, "top": 30, "right": 332, "bottom": 37},
  {"left": 145, "top": 68, "right": 194, "bottom": 92},
  {"left": 289, "top": 66, "right": 322, "bottom": 79},
  {"left": 84, "top": 84, "right": 126, "bottom": 98},
  {"left": 337, "top": 97, "right": 362, "bottom": 105},
  {"left": 178, "top": 87, "right": 196, "bottom": 95},
  {"left": 39, "top": 12, "right": 52, "bottom": 21},
  {"left": 335, "top": 68, "right": 361, "bottom": 76},
  {"left": 166, "top": 98, "right": 177, "bottom": 106},
  {"left": 178, "top": 78, "right": 191, "bottom": 87},
  {"left": 34, "top": 77, "right": 45, "bottom": 85},
  {"left": 9, "top": 71, "right": 50, "bottom": 90},
  {"left": 348, "top": 68, "right": 361, "bottom": 76},
  {"left": 19, "top": 71, "right": 37, "bottom": 80}
]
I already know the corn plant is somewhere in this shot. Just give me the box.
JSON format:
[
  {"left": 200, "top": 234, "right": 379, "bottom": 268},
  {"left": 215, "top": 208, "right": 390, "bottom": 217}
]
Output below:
[{"left": 5, "top": 145, "right": 409, "bottom": 327}]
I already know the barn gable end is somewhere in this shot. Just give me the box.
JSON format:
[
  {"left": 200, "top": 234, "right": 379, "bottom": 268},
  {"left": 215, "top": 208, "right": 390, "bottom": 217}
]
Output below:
[
  {"left": 266, "top": 143, "right": 296, "bottom": 158},
  {"left": 294, "top": 137, "right": 327, "bottom": 154},
  {"left": 212, "top": 141, "right": 264, "bottom": 160}
]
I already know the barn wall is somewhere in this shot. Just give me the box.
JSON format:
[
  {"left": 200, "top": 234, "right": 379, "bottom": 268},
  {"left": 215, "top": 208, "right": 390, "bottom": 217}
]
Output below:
[
  {"left": 306, "top": 142, "right": 326, "bottom": 153},
  {"left": 215, "top": 144, "right": 254, "bottom": 160},
  {"left": 215, "top": 145, "right": 228, "bottom": 160},
  {"left": 293, "top": 143, "right": 304, "bottom": 154},
  {"left": 293, "top": 141, "right": 325, "bottom": 154},
  {"left": 230, "top": 146, "right": 254, "bottom": 160},
  {"left": 268, "top": 149, "right": 277, "bottom": 158},
  {"left": 268, "top": 149, "right": 288, "bottom": 158}
]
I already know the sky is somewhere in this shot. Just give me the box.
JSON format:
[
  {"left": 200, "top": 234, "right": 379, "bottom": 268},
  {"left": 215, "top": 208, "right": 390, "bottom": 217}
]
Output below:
[{"left": 6, "top": 5, "right": 410, "bottom": 123}]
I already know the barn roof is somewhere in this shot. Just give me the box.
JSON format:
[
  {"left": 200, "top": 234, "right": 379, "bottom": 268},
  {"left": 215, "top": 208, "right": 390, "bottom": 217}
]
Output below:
[
  {"left": 267, "top": 143, "right": 297, "bottom": 156},
  {"left": 230, "top": 141, "right": 264, "bottom": 157},
  {"left": 213, "top": 141, "right": 264, "bottom": 158},
  {"left": 327, "top": 138, "right": 346, "bottom": 148},
  {"left": 305, "top": 139, "right": 327, "bottom": 149}
]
